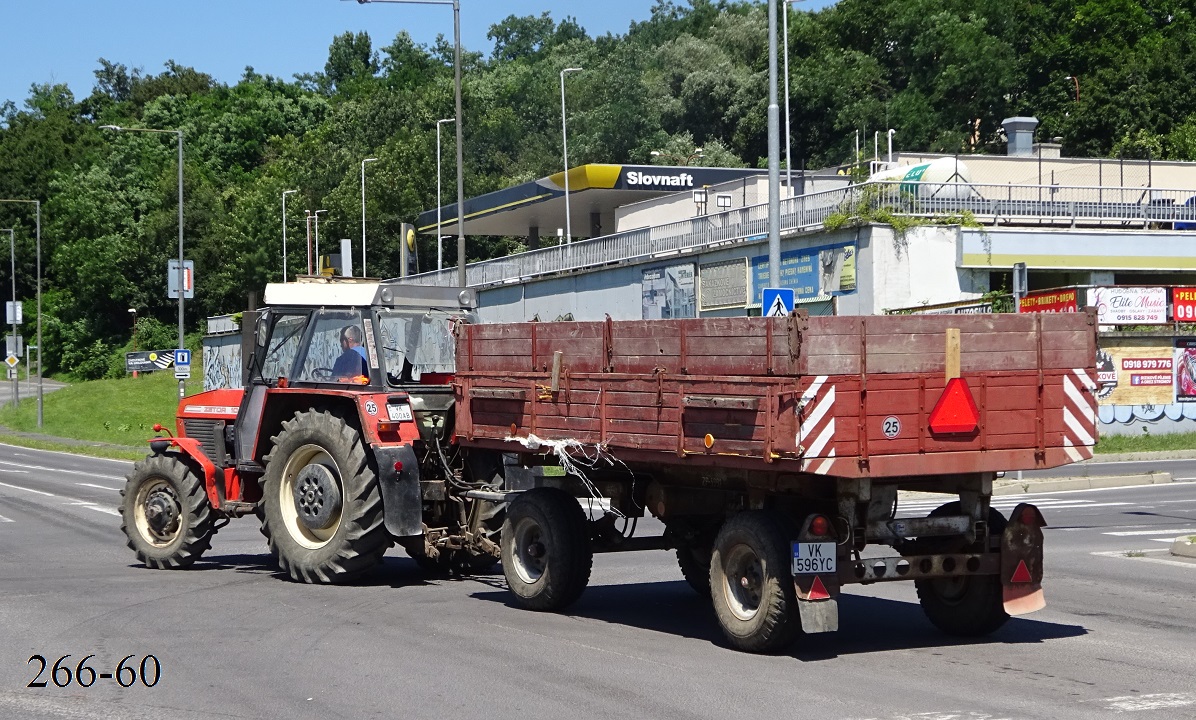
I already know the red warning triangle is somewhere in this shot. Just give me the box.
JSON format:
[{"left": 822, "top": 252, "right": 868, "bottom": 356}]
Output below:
[
  {"left": 928, "top": 377, "right": 980, "bottom": 434},
  {"left": 807, "top": 575, "right": 831, "bottom": 600},
  {"left": 1010, "top": 559, "right": 1033, "bottom": 584}
]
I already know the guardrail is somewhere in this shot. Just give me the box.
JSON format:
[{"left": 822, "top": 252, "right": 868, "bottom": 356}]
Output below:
[{"left": 397, "top": 181, "right": 1196, "bottom": 289}]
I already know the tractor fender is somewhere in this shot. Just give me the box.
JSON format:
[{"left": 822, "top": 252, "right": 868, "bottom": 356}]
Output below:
[
  {"left": 153, "top": 436, "right": 221, "bottom": 507},
  {"left": 372, "top": 443, "right": 422, "bottom": 538}
]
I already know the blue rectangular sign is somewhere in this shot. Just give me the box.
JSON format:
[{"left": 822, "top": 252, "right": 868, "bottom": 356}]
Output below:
[{"left": 751, "top": 242, "right": 857, "bottom": 302}]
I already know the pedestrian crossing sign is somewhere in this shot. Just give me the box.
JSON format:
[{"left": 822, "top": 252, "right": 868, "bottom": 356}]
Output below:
[{"left": 762, "top": 288, "right": 795, "bottom": 317}]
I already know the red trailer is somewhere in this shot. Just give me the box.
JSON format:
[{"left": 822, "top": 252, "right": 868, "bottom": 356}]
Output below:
[{"left": 454, "top": 311, "right": 1098, "bottom": 651}]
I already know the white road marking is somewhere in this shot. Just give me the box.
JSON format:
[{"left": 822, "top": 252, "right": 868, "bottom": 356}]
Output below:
[
  {"left": 83, "top": 505, "right": 121, "bottom": 516},
  {"left": 1104, "top": 528, "right": 1196, "bottom": 537},
  {"left": 0, "top": 480, "right": 55, "bottom": 497},
  {"left": 1101, "top": 693, "right": 1196, "bottom": 712},
  {"left": 0, "top": 459, "right": 124, "bottom": 481},
  {"left": 77, "top": 482, "right": 120, "bottom": 492},
  {"left": 1092, "top": 550, "right": 1196, "bottom": 568},
  {"left": 0, "top": 513, "right": 12, "bottom": 522},
  {"left": 0, "top": 440, "right": 133, "bottom": 464}
]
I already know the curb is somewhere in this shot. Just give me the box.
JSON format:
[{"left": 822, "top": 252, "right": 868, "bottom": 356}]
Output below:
[
  {"left": 992, "top": 472, "right": 1174, "bottom": 495},
  {"left": 1170, "top": 536, "right": 1196, "bottom": 559}
]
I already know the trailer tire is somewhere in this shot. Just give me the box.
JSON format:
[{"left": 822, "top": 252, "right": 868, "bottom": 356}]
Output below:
[
  {"left": 501, "top": 487, "right": 592, "bottom": 611},
  {"left": 260, "top": 410, "right": 391, "bottom": 584},
  {"left": 121, "top": 454, "right": 216, "bottom": 569},
  {"left": 676, "top": 544, "right": 712, "bottom": 597},
  {"left": 709, "top": 511, "right": 800, "bottom": 653},
  {"left": 914, "top": 503, "right": 1010, "bottom": 636}
]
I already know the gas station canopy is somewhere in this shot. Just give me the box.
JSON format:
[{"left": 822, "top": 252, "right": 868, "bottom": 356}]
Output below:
[{"left": 416, "top": 164, "right": 767, "bottom": 241}]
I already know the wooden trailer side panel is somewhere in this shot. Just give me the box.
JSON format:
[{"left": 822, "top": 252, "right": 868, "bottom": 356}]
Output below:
[{"left": 454, "top": 312, "right": 1098, "bottom": 477}]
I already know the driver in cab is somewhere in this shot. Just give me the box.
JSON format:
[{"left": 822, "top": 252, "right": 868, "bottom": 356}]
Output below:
[{"left": 332, "top": 325, "right": 369, "bottom": 380}]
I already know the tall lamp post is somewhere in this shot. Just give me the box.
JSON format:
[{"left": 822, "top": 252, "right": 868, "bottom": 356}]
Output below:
[
  {"left": 560, "top": 66, "right": 583, "bottom": 242},
  {"left": 0, "top": 198, "right": 40, "bottom": 425},
  {"left": 766, "top": 0, "right": 781, "bottom": 286},
  {"left": 100, "top": 124, "right": 186, "bottom": 399},
  {"left": 355, "top": 0, "right": 466, "bottom": 288},
  {"left": 313, "top": 210, "right": 328, "bottom": 274},
  {"left": 360, "top": 158, "right": 378, "bottom": 277},
  {"left": 1065, "top": 75, "right": 1080, "bottom": 102},
  {"left": 436, "top": 117, "right": 454, "bottom": 271},
  {"left": 3, "top": 228, "right": 16, "bottom": 407},
  {"left": 782, "top": 0, "right": 807, "bottom": 192},
  {"left": 282, "top": 189, "right": 297, "bottom": 282}
]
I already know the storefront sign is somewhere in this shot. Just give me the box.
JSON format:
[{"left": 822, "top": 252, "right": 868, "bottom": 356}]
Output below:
[
  {"left": 1173, "top": 288, "right": 1196, "bottom": 322},
  {"left": 1087, "top": 286, "right": 1167, "bottom": 325},
  {"left": 698, "top": 259, "right": 748, "bottom": 311},
  {"left": 1018, "top": 288, "right": 1078, "bottom": 313},
  {"left": 1094, "top": 342, "right": 1173, "bottom": 405}
]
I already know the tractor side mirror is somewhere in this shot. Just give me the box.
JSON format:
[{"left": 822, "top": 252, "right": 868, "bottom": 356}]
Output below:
[{"left": 255, "top": 310, "right": 270, "bottom": 347}]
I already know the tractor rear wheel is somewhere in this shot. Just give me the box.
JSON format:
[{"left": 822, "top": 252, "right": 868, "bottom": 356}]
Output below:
[
  {"left": 121, "top": 454, "right": 216, "bottom": 569},
  {"left": 260, "top": 410, "right": 391, "bottom": 584}
]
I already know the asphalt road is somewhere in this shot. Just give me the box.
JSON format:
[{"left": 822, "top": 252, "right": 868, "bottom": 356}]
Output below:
[{"left": 1, "top": 443, "right": 1195, "bottom": 720}]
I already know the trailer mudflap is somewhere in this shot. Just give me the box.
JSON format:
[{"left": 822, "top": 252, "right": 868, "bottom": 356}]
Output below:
[
  {"left": 791, "top": 521, "right": 840, "bottom": 633},
  {"left": 373, "top": 443, "right": 422, "bottom": 538},
  {"left": 1001, "top": 502, "right": 1047, "bottom": 615}
]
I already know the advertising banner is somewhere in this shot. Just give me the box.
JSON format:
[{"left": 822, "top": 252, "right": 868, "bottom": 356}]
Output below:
[
  {"left": 1173, "top": 288, "right": 1196, "bottom": 322},
  {"left": 1093, "top": 342, "right": 1173, "bottom": 405},
  {"left": 750, "top": 243, "right": 856, "bottom": 303},
  {"left": 1018, "top": 288, "right": 1079, "bottom": 313},
  {"left": 1175, "top": 339, "right": 1196, "bottom": 403},
  {"left": 642, "top": 263, "right": 696, "bottom": 320},
  {"left": 1087, "top": 286, "right": 1168, "bottom": 325},
  {"left": 125, "top": 350, "right": 178, "bottom": 373},
  {"left": 698, "top": 259, "right": 748, "bottom": 311}
]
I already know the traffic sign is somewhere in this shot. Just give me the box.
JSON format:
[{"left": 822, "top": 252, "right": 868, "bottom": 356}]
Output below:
[
  {"left": 174, "top": 349, "right": 192, "bottom": 379},
  {"left": 5, "top": 301, "right": 22, "bottom": 325},
  {"left": 762, "top": 287, "right": 795, "bottom": 317},
  {"left": 167, "top": 260, "right": 196, "bottom": 299},
  {"left": 4, "top": 354, "right": 18, "bottom": 368}
]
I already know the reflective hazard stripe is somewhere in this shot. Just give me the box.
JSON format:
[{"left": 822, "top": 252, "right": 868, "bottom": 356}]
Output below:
[{"left": 798, "top": 376, "right": 837, "bottom": 474}]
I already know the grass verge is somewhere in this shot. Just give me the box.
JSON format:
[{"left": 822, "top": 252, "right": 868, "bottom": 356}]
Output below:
[
  {"left": 1094, "top": 431, "right": 1196, "bottom": 454},
  {"left": 0, "top": 370, "right": 204, "bottom": 460}
]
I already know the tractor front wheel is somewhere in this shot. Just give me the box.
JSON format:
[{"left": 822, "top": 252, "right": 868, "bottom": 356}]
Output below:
[
  {"left": 121, "top": 454, "right": 216, "bottom": 569},
  {"left": 260, "top": 410, "right": 391, "bottom": 584}
]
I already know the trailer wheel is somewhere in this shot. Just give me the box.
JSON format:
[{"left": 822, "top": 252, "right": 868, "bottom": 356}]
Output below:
[
  {"left": 260, "top": 410, "right": 391, "bottom": 584},
  {"left": 915, "top": 503, "right": 1010, "bottom": 636},
  {"left": 676, "top": 544, "right": 712, "bottom": 597},
  {"left": 501, "top": 487, "right": 592, "bottom": 611},
  {"left": 709, "top": 511, "right": 800, "bottom": 653},
  {"left": 121, "top": 454, "right": 216, "bottom": 569}
]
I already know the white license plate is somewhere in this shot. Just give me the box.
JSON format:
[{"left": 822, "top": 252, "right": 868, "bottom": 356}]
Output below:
[
  {"left": 791, "top": 542, "right": 836, "bottom": 575},
  {"left": 387, "top": 403, "right": 413, "bottom": 422}
]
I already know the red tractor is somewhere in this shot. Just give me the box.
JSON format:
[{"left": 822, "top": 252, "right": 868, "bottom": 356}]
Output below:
[{"left": 120, "top": 280, "right": 509, "bottom": 583}]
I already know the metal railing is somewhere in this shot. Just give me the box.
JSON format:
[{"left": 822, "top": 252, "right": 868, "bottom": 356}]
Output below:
[{"left": 397, "top": 180, "right": 1196, "bottom": 289}]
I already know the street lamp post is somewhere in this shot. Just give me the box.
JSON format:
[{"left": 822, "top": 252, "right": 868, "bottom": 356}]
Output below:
[
  {"left": 0, "top": 198, "right": 41, "bottom": 426},
  {"left": 282, "top": 189, "right": 297, "bottom": 282},
  {"left": 560, "top": 66, "right": 583, "bottom": 243},
  {"left": 100, "top": 124, "right": 186, "bottom": 399},
  {"left": 360, "top": 158, "right": 378, "bottom": 278},
  {"left": 128, "top": 307, "right": 138, "bottom": 378},
  {"left": 355, "top": 0, "right": 466, "bottom": 287},
  {"left": 3, "top": 228, "right": 16, "bottom": 407},
  {"left": 782, "top": 0, "right": 807, "bottom": 193},
  {"left": 767, "top": 0, "right": 781, "bottom": 286},
  {"left": 1065, "top": 75, "right": 1080, "bottom": 102},
  {"left": 436, "top": 117, "right": 453, "bottom": 271},
  {"left": 313, "top": 210, "right": 328, "bottom": 275}
]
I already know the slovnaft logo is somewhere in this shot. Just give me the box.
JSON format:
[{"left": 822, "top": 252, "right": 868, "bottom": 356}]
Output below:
[{"left": 625, "top": 171, "right": 695, "bottom": 188}]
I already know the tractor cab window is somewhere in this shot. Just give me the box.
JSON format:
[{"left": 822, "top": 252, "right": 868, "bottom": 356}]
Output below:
[
  {"left": 377, "top": 310, "right": 458, "bottom": 385},
  {"left": 259, "top": 312, "right": 309, "bottom": 382},
  {"left": 295, "top": 310, "right": 373, "bottom": 384}
]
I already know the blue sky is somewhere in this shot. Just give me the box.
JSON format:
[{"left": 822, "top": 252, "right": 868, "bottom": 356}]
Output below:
[{"left": 1, "top": 1, "right": 836, "bottom": 108}]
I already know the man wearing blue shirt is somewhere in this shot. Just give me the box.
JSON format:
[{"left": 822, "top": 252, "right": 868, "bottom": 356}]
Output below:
[{"left": 332, "top": 325, "right": 369, "bottom": 379}]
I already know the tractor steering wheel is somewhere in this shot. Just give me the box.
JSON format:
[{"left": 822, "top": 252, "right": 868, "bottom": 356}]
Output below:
[{"left": 310, "top": 367, "right": 336, "bottom": 381}]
